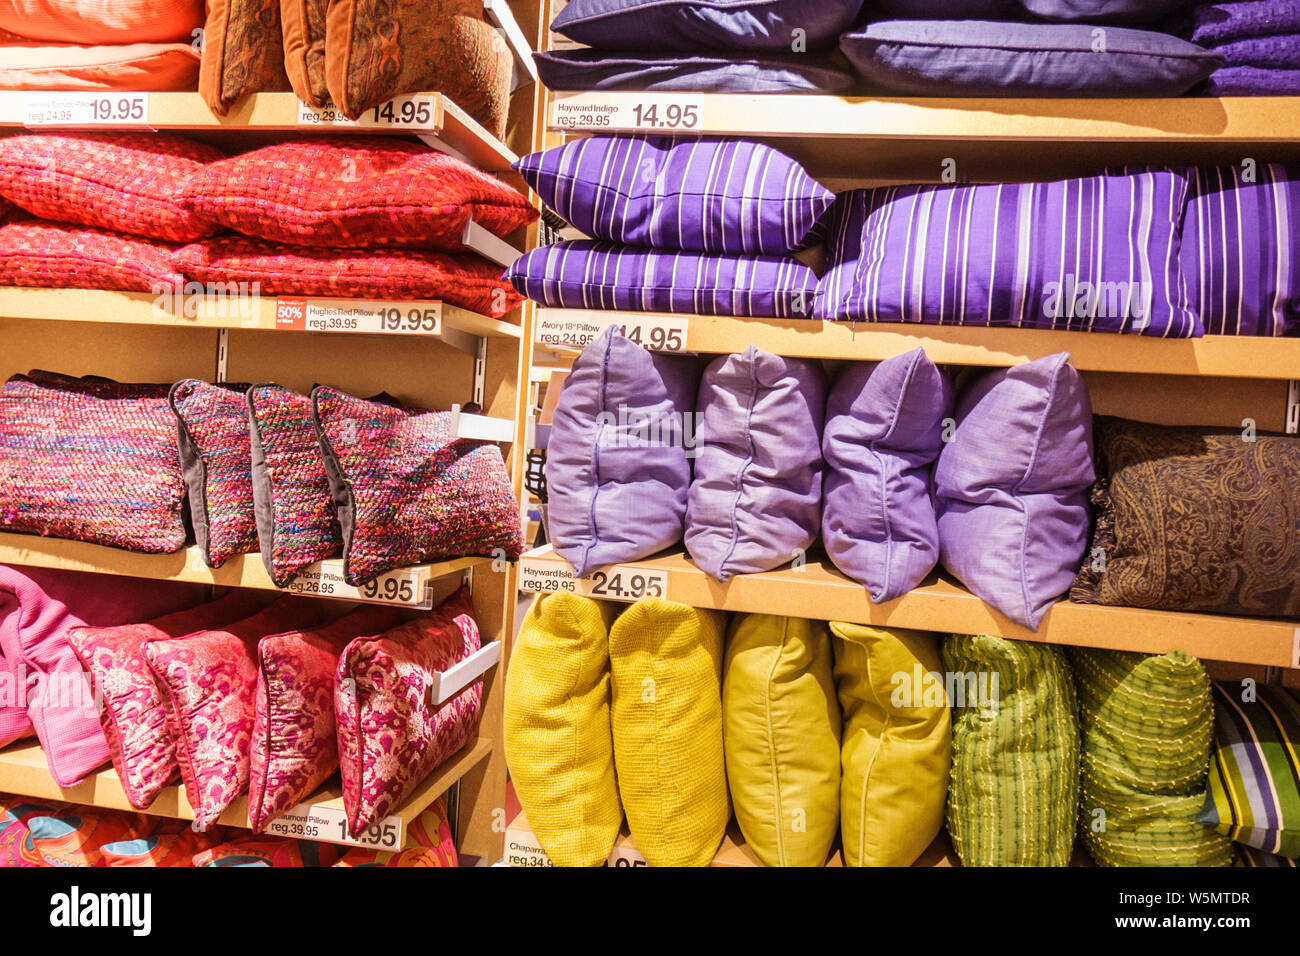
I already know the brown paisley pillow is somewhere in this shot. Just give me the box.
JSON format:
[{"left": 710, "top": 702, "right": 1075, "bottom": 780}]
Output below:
[
  {"left": 324, "top": 0, "right": 512, "bottom": 138},
  {"left": 1071, "top": 415, "right": 1300, "bottom": 619},
  {"left": 280, "top": 0, "right": 329, "bottom": 107},
  {"left": 199, "top": 0, "right": 291, "bottom": 116}
]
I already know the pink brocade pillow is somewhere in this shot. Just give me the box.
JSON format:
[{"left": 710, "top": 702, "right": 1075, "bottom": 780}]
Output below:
[
  {"left": 67, "top": 590, "right": 274, "bottom": 810},
  {"left": 0, "top": 220, "right": 185, "bottom": 293},
  {"left": 336, "top": 586, "right": 484, "bottom": 835},
  {"left": 145, "top": 597, "right": 324, "bottom": 831},
  {"left": 248, "top": 603, "right": 402, "bottom": 833}
]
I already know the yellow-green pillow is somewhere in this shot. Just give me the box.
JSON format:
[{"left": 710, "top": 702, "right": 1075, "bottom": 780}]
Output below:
[
  {"left": 723, "top": 613, "right": 841, "bottom": 867},
  {"left": 609, "top": 597, "right": 728, "bottom": 867},
  {"left": 831, "top": 621, "right": 951, "bottom": 867},
  {"left": 503, "top": 593, "right": 621, "bottom": 867}
]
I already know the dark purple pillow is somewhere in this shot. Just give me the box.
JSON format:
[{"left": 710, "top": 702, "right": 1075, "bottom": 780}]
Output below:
[
  {"left": 822, "top": 349, "right": 954, "bottom": 604},
  {"left": 505, "top": 240, "right": 818, "bottom": 318},
  {"left": 547, "top": 326, "right": 701, "bottom": 577},
  {"left": 1211, "top": 34, "right": 1300, "bottom": 69},
  {"left": 875, "top": 0, "right": 1185, "bottom": 23},
  {"left": 686, "top": 348, "right": 825, "bottom": 581},
  {"left": 839, "top": 21, "right": 1222, "bottom": 96},
  {"left": 1188, "top": 2, "right": 1300, "bottom": 46},
  {"left": 534, "top": 50, "right": 857, "bottom": 93},
  {"left": 1205, "top": 65, "right": 1300, "bottom": 94},
  {"left": 934, "top": 354, "right": 1094, "bottom": 632},
  {"left": 513, "top": 137, "right": 833, "bottom": 257}
]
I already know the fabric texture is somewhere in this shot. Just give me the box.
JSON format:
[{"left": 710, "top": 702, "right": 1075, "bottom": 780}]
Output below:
[
  {"left": 1071, "top": 647, "right": 1235, "bottom": 867},
  {"left": 279, "top": 0, "right": 330, "bottom": 106},
  {"left": 1188, "top": 2, "right": 1300, "bottom": 45},
  {"left": 198, "top": 0, "right": 291, "bottom": 116},
  {"left": 874, "top": 0, "right": 1184, "bottom": 22},
  {"left": 608, "top": 598, "right": 728, "bottom": 867},
  {"left": 504, "top": 593, "right": 622, "bottom": 867},
  {"left": 1071, "top": 416, "right": 1300, "bottom": 619},
  {"left": 533, "top": 49, "right": 858, "bottom": 93},
  {"left": 0, "top": 1, "right": 204, "bottom": 43},
  {"left": 100, "top": 821, "right": 228, "bottom": 866},
  {"left": 0, "top": 220, "right": 184, "bottom": 293},
  {"left": 22, "top": 804, "right": 149, "bottom": 866},
  {"left": 0, "top": 40, "right": 200, "bottom": 91},
  {"left": 193, "top": 835, "right": 340, "bottom": 866},
  {"left": 1212, "top": 33, "right": 1300, "bottom": 68}
]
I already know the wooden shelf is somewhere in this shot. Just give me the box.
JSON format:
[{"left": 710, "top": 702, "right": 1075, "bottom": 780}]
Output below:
[{"left": 520, "top": 546, "right": 1300, "bottom": 669}]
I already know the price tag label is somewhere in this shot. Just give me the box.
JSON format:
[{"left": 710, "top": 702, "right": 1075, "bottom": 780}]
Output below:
[
  {"left": 285, "top": 563, "right": 432, "bottom": 608},
  {"left": 552, "top": 93, "right": 704, "bottom": 133},
  {"left": 297, "top": 93, "right": 439, "bottom": 131},
  {"left": 275, "top": 297, "right": 442, "bottom": 336},
  {"left": 535, "top": 311, "right": 688, "bottom": 352},
  {"left": 519, "top": 555, "right": 669, "bottom": 603},
  {"left": 264, "top": 802, "right": 404, "bottom": 850},
  {"left": 25, "top": 92, "right": 149, "bottom": 128}
]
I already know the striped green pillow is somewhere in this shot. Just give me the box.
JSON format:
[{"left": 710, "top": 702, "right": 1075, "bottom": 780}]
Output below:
[
  {"left": 943, "top": 634, "right": 1080, "bottom": 867},
  {"left": 1199, "top": 682, "right": 1300, "bottom": 859},
  {"left": 1071, "top": 648, "right": 1234, "bottom": 867}
]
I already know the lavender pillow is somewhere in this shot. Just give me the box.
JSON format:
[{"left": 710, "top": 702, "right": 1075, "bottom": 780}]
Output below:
[
  {"left": 817, "top": 171, "right": 1201, "bottom": 337},
  {"left": 1204, "top": 65, "right": 1300, "bottom": 94},
  {"left": 686, "top": 348, "right": 825, "bottom": 581},
  {"left": 513, "top": 137, "right": 833, "bottom": 257},
  {"left": 505, "top": 240, "right": 817, "bottom": 318},
  {"left": 874, "top": 0, "right": 1184, "bottom": 23},
  {"left": 822, "top": 349, "right": 954, "bottom": 604},
  {"left": 934, "top": 354, "right": 1094, "bottom": 632},
  {"left": 547, "top": 326, "right": 701, "bottom": 577},
  {"left": 534, "top": 50, "right": 857, "bottom": 94},
  {"left": 839, "top": 21, "right": 1222, "bottom": 97},
  {"left": 1187, "top": 2, "right": 1300, "bottom": 46}
]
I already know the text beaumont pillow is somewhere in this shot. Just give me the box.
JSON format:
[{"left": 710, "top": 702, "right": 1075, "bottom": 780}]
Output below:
[
  {"left": 546, "top": 326, "right": 701, "bottom": 576},
  {"left": 533, "top": 50, "right": 858, "bottom": 94},
  {"left": 514, "top": 137, "right": 833, "bottom": 257},
  {"left": 839, "top": 21, "right": 1223, "bottom": 97},
  {"left": 199, "top": 0, "right": 290, "bottom": 116},
  {"left": 687, "top": 348, "right": 825, "bottom": 580},
  {"left": 816, "top": 172, "right": 1200, "bottom": 337},
  {"left": 1071, "top": 416, "right": 1300, "bottom": 619},
  {"left": 0, "top": 0, "right": 203, "bottom": 43},
  {"left": 822, "top": 349, "right": 953, "bottom": 604},
  {"left": 0, "top": 221, "right": 185, "bottom": 294},
  {"left": 935, "top": 354, "right": 1094, "bottom": 631}
]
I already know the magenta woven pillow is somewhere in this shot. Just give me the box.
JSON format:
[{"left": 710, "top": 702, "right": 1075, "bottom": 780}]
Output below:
[
  {"left": 0, "top": 131, "right": 223, "bottom": 242},
  {"left": 145, "top": 597, "right": 324, "bottom": 831},
  {"left": 336, "top": 586, "right": 484, "bottom": 835},
  {"left": 0, "top": 371, "right": 187, "bottom": 552},
  {"left": 172, "top": 236, "right": 523, "bottom": 318},
  {"left": 178, "top": 137, "right": 537, "bottom": 249},
  {"left": 0, "top": 220, "right": 184, "bottom": 293},
  {"left": 169, "top": 379, "right": 257, "bottom": 568},
  {"left": 248, "top": 603, "right": 402, "bottom": 833},
  {"left": 312, "top": 386, "right": 524, "bottom": 586},
  {"left": 67, "top": 590, "right": 274, "bottom": 810}
]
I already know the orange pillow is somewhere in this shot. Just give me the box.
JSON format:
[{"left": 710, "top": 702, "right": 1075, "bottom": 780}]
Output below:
[
  {"left": 0, "top": 0, "right": 203, "bottom": 45},
  {"left": 199, "top": 0, "right": 290, "bottom": 116},
  {"left": 0, "top": 40, "right": 199, "bottom": 90},
  {"left": 280, "top": 0, "right": 329, "bottom": 107}
]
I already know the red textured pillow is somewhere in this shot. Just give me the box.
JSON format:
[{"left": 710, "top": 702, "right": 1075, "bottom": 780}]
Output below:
[
  {"left": 0, "top": 132, "right": 223, "bottom": 242},
  {"left": 0, "top": 220, "right": 184, "bottom": 293},
  {"left": 174, "top": 236, "right": 522, "bottom": 317},
  {"left": 248, "top": 603, "right": 402, "bottom": 833},
  {"left": 179, "top": 138, "right": 536, "bottom": 249}
]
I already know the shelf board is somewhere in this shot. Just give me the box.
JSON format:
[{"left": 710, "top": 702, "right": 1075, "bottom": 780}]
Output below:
[{"left": 520, "top": 546, "right": 1300, "bottom": 669}]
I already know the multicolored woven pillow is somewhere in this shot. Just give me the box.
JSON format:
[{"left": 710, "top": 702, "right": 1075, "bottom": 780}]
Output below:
[
  {"left": 173, "top": 236, "right": 522, "bottom": 317},
  {"left": 336, "top": 586, "right": 484, "bottom": 835},
  {"left": 247, "top": 383, "right": 342, "bottom": 587},
  {"left": 198, "top": 0, "right": 291, "bottom": 116},
  {"left": 0, "top": 371, "right": 187, "bottom": 552},
  {"left": 248, "top": 603, "right": 402, "bottom": 833},
  {"left": 169, "top": 380, "right": 258, "bottom": 568},
  {"left": 312, "top": 386, "right": 523, "bottom": 586},
  {"left": 0, "top": 220, "right": 185, "bottom": 293},
  {"left": 0, "top": 132, "right": 222, "bottom": 242},
  {"left": 179, "top": 138, "right": 536, "bottom": 250}
]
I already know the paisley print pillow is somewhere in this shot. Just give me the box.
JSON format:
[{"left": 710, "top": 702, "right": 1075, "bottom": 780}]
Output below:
[{"left": 199, "top": 0, "right": 291, "bottom": 116}]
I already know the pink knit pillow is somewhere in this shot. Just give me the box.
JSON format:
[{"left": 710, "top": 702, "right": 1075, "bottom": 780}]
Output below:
[
  {"left": 336, "top": 586, "right": 484, "bottom": 835},
  {"left": 248, "top": 603, "right": 402, "bottom": 833},
  {"left": 0, "top": 220, "right": 184, "bottom": 293}
]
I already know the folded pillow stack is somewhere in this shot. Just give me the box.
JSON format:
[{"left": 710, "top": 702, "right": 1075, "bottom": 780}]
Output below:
[{"left": 1178, "top": 1, "right": 1300, "bottom": 94}]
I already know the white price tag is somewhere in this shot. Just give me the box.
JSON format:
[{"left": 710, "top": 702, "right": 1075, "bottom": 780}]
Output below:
[
  {"left": 552, "top": 93, "right": 704, "bottom": 133},
  {"left": 285, "top": 563, "right": 432, "bottom": 608},
  {"left": 275, "top": 297, "right": 442, "bottom": 336},
  {"left": 519, "top": 555, "right": 669, "bottom": 603},
  {"left": 24, "top": 92, "right": 149, "bottom": 128},
  {"left": 297, "top": 93, "right": 439, "bottom": 131},
  {"left": 264, "top": 802, "right": 404, "bottom": 850},
  {"left": 535, "top": 311, "right": 688, "bottom": 352}
]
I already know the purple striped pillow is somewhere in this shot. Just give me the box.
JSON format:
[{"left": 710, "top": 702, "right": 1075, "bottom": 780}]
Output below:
[
  {"left": 505, "top": 240, "right": 818, "bottom": 318},
  {"left": 513, "top": 137, "right": 833, "bottom": 257},
  {"left": 816, "top": 170, "right": 1201, "bottom": 337}
]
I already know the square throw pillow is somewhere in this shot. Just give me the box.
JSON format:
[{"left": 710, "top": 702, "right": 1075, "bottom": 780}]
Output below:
[
  {"left": 0, "top": 371, "right": 187, "bottom": 552},
  {"left": 67, "top": 590, "right": 272, "bottom": 810},
  {"left": 170, "top": 380, "right": 258, "bottom": 569},
  {"left": 818, "top": 171, "right": 1200, "bottom": 336},
  {"left": 533, "top": 49, "right": 858, "bottom": 93},
  {"left": 0, "top": 1, "right": 203, "bottom": 43},
  {"left": 513, "top": 137, "right": 833, "bottom": 257},
  {"left": 839, "top": 21, "right": 1223, "bottom": 97},
  {"left": 311, "top": 386, "right": 524, "bottom": 586},
  {"left": 686, "top": 347, "right": 826, "bottom": 580},
  {"left": 1071, "top": 416, "right": 1300, "bottom": 619},
  {"left": 336, "top": 586, "right": 484, "bottom": 835},
  {"left": 822, "top": 349, "right": 954, "bottom": 604},
  {"left": 279, "top": 0, "right": 329, "bottom": 106},
  {"left": 0, "top": 220, "right": 185, "bottom": 294},
  {"left": 179, "top": 138, "right": 536, "bottom": 250},
  {"left": 505, "top": 240, "right": 818, "bottom": 318},
  {"left": 935, "top": 354, "right": 1094, "bottom": 632},
  {"left": 0, "top": 132, "right": 222, "bottom": 242},
  {"left": 247, "top": 383, "right": 342, "bottom": 588},
  {"left": 249, "top": 603, "right": 402, "bottom": 833},
  {"left": 199, "top": 0, "right": 291, "bottom": 116},
  {"left": 546, "top": 326, "right": 701, "bottom": 576},
  {"left": 0, "top": 40, "right": 201, "bottom": 91},
  {"left": 145, "top": 597, "right": 323, "bottom": 831}
]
